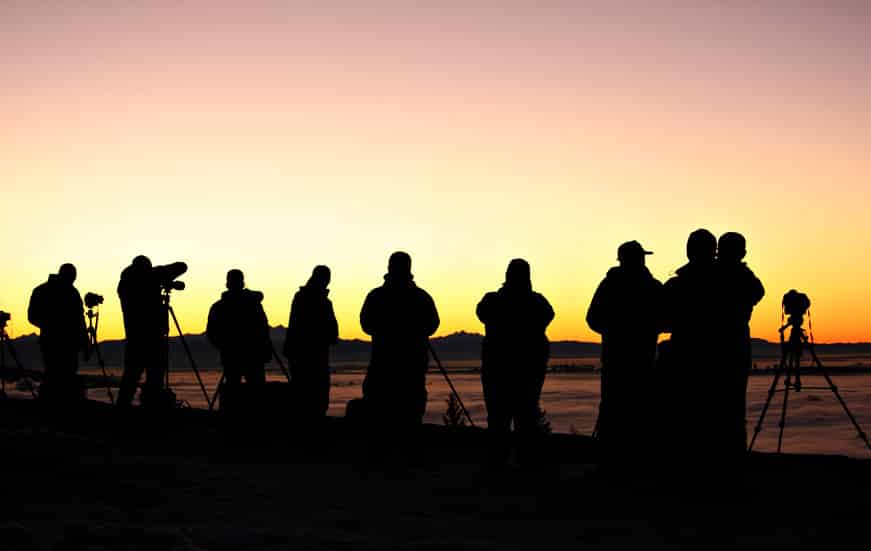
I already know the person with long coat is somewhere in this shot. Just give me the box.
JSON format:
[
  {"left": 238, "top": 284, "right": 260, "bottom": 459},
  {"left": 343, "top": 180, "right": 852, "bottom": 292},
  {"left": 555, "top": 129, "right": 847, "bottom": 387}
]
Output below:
[{"left": 477, "top": 258, "right": 554, "bottom": 465}]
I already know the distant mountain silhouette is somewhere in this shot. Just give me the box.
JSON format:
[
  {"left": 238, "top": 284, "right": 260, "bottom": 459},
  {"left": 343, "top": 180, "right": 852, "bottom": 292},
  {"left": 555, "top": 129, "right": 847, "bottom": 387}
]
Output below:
[{"left": 6, "top": 330, "right": 871, "bottom": 373}]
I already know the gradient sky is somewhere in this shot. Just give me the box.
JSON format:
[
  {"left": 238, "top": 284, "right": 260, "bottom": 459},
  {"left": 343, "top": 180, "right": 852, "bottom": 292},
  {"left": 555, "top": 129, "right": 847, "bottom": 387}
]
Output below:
[{"left": 2, "top": 2, "right": 870, "bottom": 343}]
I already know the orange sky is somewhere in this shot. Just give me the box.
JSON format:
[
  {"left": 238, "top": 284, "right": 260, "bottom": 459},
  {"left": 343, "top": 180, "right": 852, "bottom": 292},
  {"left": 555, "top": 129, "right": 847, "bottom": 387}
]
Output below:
[{"left": 2, "top": 2, "right": 870, "bottom": 343}]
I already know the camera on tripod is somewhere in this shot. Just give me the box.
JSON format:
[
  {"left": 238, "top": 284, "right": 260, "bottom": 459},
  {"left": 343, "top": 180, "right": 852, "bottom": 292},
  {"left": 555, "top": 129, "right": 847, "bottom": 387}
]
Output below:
[
  {"left": 782, "top": 289, "right": 810, "bottom": 319},
  {"left": 160, "top": 263, "right": 188, "bottom": 293},
  {"left": 0, "top": 311, "right": 10, "bottom": 328},
  {"left": 162, "top": 280, "right": 186, "bottom": 292},
  {"left": 84, "top": 292, "right": 104, "bottom": 309}
]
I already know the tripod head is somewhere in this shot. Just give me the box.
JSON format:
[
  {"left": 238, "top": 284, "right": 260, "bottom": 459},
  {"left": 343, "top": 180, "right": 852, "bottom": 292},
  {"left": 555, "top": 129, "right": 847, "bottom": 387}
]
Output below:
[{"left": 780, "top": 289, "right": 811, "bottom": 344}]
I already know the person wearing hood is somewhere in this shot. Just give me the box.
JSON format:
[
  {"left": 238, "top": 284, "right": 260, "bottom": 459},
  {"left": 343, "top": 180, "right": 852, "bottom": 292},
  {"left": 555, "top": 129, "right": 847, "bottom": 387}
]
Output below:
[
  {"left": 586, "top": 242, "right": 663, "bottom": 457},
  {"left": 359, "top": 251, "right": 440, "bottom": 426},
  {"left": 662, "top": 229, "right": 720, "bottom": 457},
  {"left": 477, "top": 258, "right": 554, "bottom": 466},
  {"left": 28, "top": 263, "right": 89, "bottom": 402},
  {"left": 716, "top": 232, "right": 764, "bottom": 453},
  {"left": 283, "top": 265, "right": 339, "bottom": 419},
  {"left": 207, "top": 269, "right": 271, "bottom": 402}
]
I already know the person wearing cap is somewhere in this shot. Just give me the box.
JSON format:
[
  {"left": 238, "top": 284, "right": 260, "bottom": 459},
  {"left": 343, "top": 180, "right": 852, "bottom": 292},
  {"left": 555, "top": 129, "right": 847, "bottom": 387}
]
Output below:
[
  {"left": 207, "top": 269, "right": 272, "bottom": 407},
  {"left": 716, "top": 232, "right": 764, "bottom": 454},
  {"left": 27, "top": 263, "right": 90, "bottom": 403},
  {"left": 359, "top": 251, "right": 440, "bottom": 427},
  {"left": 587, "top": 241, "right": 663, "bottom": 459},
  {"left": 283, "top": 265, "right": 339, "bottom": 419},
  {"left": 477, "top": 258, "right": 555, "bottom": 467}
]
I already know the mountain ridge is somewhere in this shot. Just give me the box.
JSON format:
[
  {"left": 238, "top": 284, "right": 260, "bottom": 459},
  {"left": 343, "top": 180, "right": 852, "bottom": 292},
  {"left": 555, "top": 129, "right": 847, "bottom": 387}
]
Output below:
[{"left": 6, "top": 329, "right": 871, "bottom": 370}]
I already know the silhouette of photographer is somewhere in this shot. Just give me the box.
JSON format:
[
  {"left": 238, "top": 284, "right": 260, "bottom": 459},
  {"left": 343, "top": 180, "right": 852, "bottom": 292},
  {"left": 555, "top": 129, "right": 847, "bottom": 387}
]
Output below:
[
  {"left": 116, "top": 255, "right": 187, "bottom": 408},
  {"left": 716, "top": 232, "right": 764, "bottom": 453},
  {"left": 207, "top": 269, "right": 271, "bottom": 405},
  {"left": 587, "top": 241, "right": 662, "bottom": 459},
  {"left": 27, "top": 263, "right": 89, "bottom": 403},
  {"left": 477, "top": 258, "right": 554, "bottom": 467},
  {"left": 283, "top": 265, "right": 338, "bottom": 419},
  {"left": 360, "top": 251, "right": 440, "bottom": 427}
]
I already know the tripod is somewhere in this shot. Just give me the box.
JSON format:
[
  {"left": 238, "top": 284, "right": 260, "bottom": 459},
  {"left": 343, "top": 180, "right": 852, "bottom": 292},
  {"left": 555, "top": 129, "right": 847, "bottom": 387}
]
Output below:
[
  {"left": 1, "top": 324, "right": 36, "bottom": 399},
  {"left": 428, "top": 341, "right": 476, "bottom": 427},
  {"left": 86, "top": 307, "right": 115, "bottom": 404},
  {"left": 162, "top": 289, "right": 212, "bottom": 409},
  {"left": 209, "top": 342, "right": 291, "bottom": 412},
  {"left": 749, "top": 315, "right": 870, "bottom": 453}
]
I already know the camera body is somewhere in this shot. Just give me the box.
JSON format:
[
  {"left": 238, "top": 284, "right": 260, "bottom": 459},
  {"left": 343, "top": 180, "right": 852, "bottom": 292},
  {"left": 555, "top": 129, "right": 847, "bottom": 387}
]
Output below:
[
  {"left": 0, "top": 310, "right": 10, "bottom": 328},
  {"left": 84, "top": 292, "right": 104, "bottom": 309},
  {"left": 782, "top": 289, "right": 811, "bottom": 319},
  {"left": 158, "top": 261, "right": 188, "bottom": 293},
  {"left": 162, "top": 280, "right": 186, "bottom": 292}
]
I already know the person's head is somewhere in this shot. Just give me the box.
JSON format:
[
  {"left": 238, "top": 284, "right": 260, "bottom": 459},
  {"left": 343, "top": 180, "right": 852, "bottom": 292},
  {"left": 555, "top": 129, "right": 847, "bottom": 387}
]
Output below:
[
  {"left": 617, "top": 240, "right": 652, "bottom": 269},
  {"left": 131, "top": 255, "right": 152, "bottom": 271},
  {"left": 686, "top": 229, "right": 716, "bottom": 263},
  {"left": 718, "top": 232, "right": 747, "bottom": 263},
  {"left": 387, "top": 251, "right": 412, "bottom": 279},
  {"left": 226, "top": 269, "right": 245, "bottom": 291},
  {"left": 58, "top": 263, "right": 77, "bottom": 284},
  {"left": 505, "top": 258, "right": 532, "bottom": 290},
  {"left": 307, "top": 265, "right": 331, "bottom": 289}
]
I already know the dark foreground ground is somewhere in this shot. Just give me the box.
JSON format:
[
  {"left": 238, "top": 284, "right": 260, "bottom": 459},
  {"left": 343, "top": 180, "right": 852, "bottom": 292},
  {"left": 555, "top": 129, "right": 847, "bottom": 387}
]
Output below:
[{"left": 1, "top": 398, "right": 869, "bottom": 550}]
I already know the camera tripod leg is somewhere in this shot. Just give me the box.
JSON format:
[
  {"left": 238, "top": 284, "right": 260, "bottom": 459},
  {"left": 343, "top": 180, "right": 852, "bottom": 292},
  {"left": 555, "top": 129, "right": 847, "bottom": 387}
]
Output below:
[
  {"left": 808, "top": 348, "right": 871, "bottom": 451},
  {"left": 87, "top": 313, "right": 115, "bottom": 404},
  {"left": 209, "top": 374, "right": 224, "bottom": 412},
  {"left": 1, "top": 332, "right": 37, "bottom": 398},
  {"left": 776, "top": 357, "right": 796, "bottom": 454},
  {"left": 748, "top": 360, "right": 785, "bottom": 451},
  {"left": 167, "top": 305, "right": 212, "bottom": 409},
  {"left": 428, "top": 341, "right": 475, "bottom": 427},
  {"left": 271, "top": 345, "right": 291, "bottom": 383},
  {"left": 92, "top": 339, "right": 114, "bottom": 404}
]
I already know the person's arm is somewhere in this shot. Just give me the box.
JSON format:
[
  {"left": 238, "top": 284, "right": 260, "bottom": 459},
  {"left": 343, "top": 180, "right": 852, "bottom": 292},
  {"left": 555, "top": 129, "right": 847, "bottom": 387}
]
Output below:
[
  {"left": 283, "top": 295, "right": 297, "bottom": 358},
  {"left": 585, "top": 279, "right": 608, "bottom": 335},
  {"left": 540, "top": 294, "right": 555, "bottom": 330},
  {"left": 325, "top": 299, "right": 339, "bottom": 344},
  {"left": 257, "top": 302, "right": 273, "bottom": 363},
  {"left": 476, "top": 293, "right": 494, "bottom": 326},
  {"left": 27, "top": 286, "right": 43, "bottom": 329},
  {"left": 75, "top": 290, "right": 90, "bottom": 358},
  {"left": 205, "top": 302, "right": 221, "bottom": 349},
  {"left": 422, "top": 292, "right": 440, "bottom": 337},
  {"left": 360, "top": 290, "right": 378, "bottom": 336},
  {"left": 748, "top": 268, "right": 765, "bottom": 306}
]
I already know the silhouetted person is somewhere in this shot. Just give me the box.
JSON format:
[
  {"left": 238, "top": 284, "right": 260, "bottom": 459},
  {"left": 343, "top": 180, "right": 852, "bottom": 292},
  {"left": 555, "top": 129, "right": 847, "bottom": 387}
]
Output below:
[
  {"left": 587, "top": 241, "right": 662, "bottom": 459},
  {"left": 477, "top": 259, "right": 554, "bottom": 467},
  {"left": 360, "top": 252, "right": 439, "bottom": 428},
  {"left": 716, "top": 232, "right": 764, "bottom": 453},
  {"left": 27, "top": 263, "right": 89, "bottom": 403},
  {"left": 662, "top": 228, "right": 731, "bottom": 465},
  {"left": 116, "top": 256, "right": 187, "bottom": 408},
  {"left": 283, "top": 265, "right": 339, "bottom": 419},
  {"left": 207, "top": 269, "right": 271, "bottom": 407}
]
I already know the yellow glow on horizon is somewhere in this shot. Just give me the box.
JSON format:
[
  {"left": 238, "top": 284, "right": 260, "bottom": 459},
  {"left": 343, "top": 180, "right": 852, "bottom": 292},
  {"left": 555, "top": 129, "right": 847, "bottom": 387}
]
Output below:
[{"left": 3, "top": 4, "right": 871, "bottom": 344}]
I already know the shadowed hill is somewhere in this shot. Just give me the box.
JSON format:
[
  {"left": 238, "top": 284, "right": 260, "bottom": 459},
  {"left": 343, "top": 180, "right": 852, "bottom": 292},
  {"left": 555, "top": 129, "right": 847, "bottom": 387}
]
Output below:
[{"left": 7, "top": 330, "right": 871, "bottom": 373}]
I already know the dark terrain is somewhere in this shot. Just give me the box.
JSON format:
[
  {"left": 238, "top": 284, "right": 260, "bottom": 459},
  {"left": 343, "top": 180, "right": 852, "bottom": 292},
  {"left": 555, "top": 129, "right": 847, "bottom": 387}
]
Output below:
[{"left": 1, "top": 397, "right": 869, "bottom": 549}]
